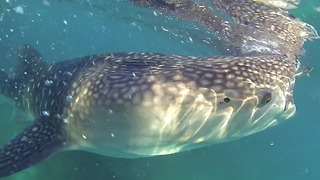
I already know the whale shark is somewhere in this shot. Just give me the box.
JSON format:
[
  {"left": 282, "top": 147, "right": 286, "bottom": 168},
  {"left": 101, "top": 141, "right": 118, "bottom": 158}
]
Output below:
[
  {"left": 131, "top": 0, "right": 318, "bottom": 56},
  {"left": 0, "top": 45, "right": 298, "bottom": 177},
  {"left": 0, "top": 0, "right": 318, "bottom": 178}
]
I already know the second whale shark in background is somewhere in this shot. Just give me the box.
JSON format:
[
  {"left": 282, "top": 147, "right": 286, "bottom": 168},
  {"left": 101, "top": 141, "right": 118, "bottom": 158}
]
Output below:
[{"left": 131, "top": 0, "right": 319, "bottom": 56}]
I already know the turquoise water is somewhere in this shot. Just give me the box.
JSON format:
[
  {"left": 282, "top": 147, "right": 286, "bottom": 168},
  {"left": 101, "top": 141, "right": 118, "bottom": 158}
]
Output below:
[{"left": 0, "top": 0, "right": 320, "bottom": 180}]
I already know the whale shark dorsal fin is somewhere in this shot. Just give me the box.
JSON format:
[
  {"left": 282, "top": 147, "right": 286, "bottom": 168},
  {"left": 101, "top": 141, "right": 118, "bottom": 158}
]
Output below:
[
  {"left": 16, "top": 44, "right": 48, "bottom": 80},
  {"left": 0, "top": 69, "right": 14, "bottom": 99},
  {"left": 0, "top": 45, "right": 48, "bottom": 102},
  {"left": 0, "top": 116, "right": 67, "bottom": 177}
]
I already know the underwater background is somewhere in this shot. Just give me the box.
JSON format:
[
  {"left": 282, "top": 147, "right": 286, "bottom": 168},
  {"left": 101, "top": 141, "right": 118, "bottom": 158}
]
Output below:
[{"left": 0, "top": 0, "right": 320, "bottom": 180}]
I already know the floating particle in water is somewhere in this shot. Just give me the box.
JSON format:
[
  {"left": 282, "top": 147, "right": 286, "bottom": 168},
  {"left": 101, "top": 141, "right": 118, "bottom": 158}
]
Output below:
[
  {"left": 62, "top": 118, "right": 68, "bottom": 124},
  {"left": 63, "top": 20, "right": 68, "bottom": 25},
  {"left": 44, "top": 80, "right": 53, "bottom": 86},
  {"left": 66, "top": 95, "right": 73, "bottom": 102},
  {"left": 315, "top": 6, "right": 320, "bottom": 12},
  {"left": 43, "top": 0, "right": 50, "bottom": 6},
  {"left": 153, "top": 10, "right": 158, "bottom": 16},
  {"left": 161, "top": 26, "right": 169, "bottom": 32},
  {"left": 42, "top": 111, "right": 50, "bottom": 116},
  {"left": 14, "top": 6, "right": 24, "bottom": 14}
]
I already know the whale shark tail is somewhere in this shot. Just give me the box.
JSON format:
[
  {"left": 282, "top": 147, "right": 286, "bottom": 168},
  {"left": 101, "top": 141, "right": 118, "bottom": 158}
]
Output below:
[{"left": 0, "top": 116, "right": 68, "bottom": 178}]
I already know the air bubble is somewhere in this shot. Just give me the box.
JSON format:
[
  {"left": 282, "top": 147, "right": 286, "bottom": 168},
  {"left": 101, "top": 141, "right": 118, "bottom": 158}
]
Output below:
[
  {"left": 66, "top": 95, "right": 73, "bottom": 102},
  {"left": 44, "top": 80, "right": 53, "bottom": 86},
  {"left": 14, "top": 6, "right": 24, "bottom": 14},
  {"left": 63, "top": 119, "right": 68, "bottom": 124},
  {"left": 42, "top": 111, "right": 50, "bottom": 116}
]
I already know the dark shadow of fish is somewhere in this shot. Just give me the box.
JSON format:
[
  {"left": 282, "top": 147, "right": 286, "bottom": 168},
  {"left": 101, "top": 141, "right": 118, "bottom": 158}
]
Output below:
[{"left": 0, "top": 44, "right": 299, "bottom": 177}]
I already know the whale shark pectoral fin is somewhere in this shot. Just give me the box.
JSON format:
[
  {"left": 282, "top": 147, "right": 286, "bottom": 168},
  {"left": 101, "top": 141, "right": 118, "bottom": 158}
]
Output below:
[{"left": 0, "top": 117, "right": 67, "bottom": 178}]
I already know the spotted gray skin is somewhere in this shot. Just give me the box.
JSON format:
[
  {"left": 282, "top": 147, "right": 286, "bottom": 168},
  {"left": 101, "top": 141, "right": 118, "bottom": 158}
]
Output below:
[
  {"left": 131, "top": 0, "right": 318, "bottom": 56},
  {"left": 210, "top": 0, "right": 318, "bottom": 57},
  {"left": 0, "top": 45, "right": 299, "bottom": 177}
]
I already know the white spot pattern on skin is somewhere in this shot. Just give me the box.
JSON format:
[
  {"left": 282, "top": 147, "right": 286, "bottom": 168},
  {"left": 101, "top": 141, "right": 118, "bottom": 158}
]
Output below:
[
  {"left": 20, "top": 136, "right": 28, "bottom": 142},
  {"left": 6, "top": 48, "right": 297, "bottom": 169}
]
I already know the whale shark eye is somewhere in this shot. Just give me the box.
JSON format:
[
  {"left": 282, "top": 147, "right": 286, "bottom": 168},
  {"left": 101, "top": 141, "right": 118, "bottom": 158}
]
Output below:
[
  {"left": 219, "top": 97, "right": 230, "bottom": 104},
  {"left": 260, "top": 92, "right": 272, "bottom": 106},
  {"left": 256, "top": 88, "right": 273, "bottom": 108},
  {"left": 223, "top": 97, "right": 230, "bottom": 103}
]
